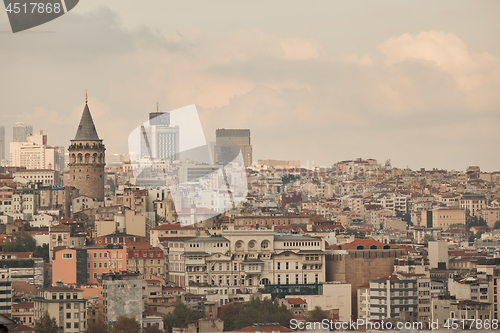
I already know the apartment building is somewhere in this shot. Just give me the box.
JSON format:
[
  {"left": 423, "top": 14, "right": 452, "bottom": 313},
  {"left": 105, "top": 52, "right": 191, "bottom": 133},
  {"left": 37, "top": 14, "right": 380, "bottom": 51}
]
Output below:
[
  {"left": 168, "top": 230, "right": 325, "bottom": 297},
  {"left": 0, "top": 253, "right": 44, "bottom": 287},
  {"left": 0, "top": 280, "right": 12, "bottom": 317},
  {"left": 432, "top": 299, "right": 492, "bottom": 329},
  {"left": 369, "top": 273, "right": 418, "bottom": 321},
  {"left": 126, "top": 246, "right": 165, "bottom": 280},
  {"left": 11, "top": 302, "right": 34, "bottom": 327},
  {"left": 421, "top": 208, "right": 466, "bottom": 230},
  {"left": 460, "top": 194, "right": 487, "bottom": 217},
  {"left": 86, "top": 246, "right": 127, "bottom": 284},
  {"left": 49, "top": 224, "right": 71, "bottom": 260},
  {"left": 149, "top": 223, "right": 196, "bottom": 247},
  {"left": 34, "top": 285, "right": 87, "bottom": 333},
  {"left": 101, "top": 272, "right": 143, "bottom": 329}
]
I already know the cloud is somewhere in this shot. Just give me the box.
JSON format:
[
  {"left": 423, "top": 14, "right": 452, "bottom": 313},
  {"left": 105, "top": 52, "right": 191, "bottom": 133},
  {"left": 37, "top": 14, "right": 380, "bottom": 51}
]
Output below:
[
  {"left": 1, "top": 5, "right": 499, "bottom": 172},
  {"left": 342, "top": 54, "right": 372, "bottom": 66},
  {"left": 280, "top": 38, "right": 322, "bottom": 60},
  {"left": 379, "top": 31, "right": 500, "bottom": 110}
]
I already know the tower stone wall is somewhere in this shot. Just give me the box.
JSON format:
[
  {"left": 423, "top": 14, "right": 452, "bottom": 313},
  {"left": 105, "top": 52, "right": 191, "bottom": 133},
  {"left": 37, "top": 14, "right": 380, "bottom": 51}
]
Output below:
[{"left": 68, "top": 102, "right": 105, "bottom": 201}]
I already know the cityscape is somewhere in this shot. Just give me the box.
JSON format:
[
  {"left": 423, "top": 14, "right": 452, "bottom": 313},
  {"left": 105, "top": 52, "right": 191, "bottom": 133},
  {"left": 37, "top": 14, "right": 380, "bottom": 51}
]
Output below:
[
  {"left": 1, "top": 1, "right": 500, "bottom": 333},
  {"left": 0, "top": 99, "right": 499, "bottom": 332}
]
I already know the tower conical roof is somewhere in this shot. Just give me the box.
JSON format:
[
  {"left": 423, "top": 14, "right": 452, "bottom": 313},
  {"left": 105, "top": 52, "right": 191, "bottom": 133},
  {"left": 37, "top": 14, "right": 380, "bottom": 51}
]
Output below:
[{"left": 74, "top": 103, "right": 100, "bottom": 140}]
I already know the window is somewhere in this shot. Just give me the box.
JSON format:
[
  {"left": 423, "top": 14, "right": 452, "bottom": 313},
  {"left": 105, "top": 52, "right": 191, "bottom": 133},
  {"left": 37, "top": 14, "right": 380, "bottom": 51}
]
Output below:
[
  {"left": 63, "top": 253, "right": 72, "bottom": 259},
  {"left": 66, "top": 323, "right": 71, "bottom": 329},
  {"left": 66, "top": 303, "right": 71, "bottom": 309},
  {"left": 66, "top": 313, "right": 71, "bottom": 319}
]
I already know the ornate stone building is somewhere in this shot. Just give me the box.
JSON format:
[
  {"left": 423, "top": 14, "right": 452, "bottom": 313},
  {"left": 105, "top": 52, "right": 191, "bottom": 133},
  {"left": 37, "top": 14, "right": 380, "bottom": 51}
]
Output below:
[{"left": 68, "top": 99, "right": 106, "bottom": 201}]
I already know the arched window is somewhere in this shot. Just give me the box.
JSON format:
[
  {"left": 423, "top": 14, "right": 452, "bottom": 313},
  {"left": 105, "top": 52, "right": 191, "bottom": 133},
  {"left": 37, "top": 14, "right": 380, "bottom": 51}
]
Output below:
[
  {"left": 78, "top": 153, "right": 83, "bottom": 162},
  {"left": 369, "top": 245, "right": 378, "bottom": 250},
  {"left": 356, "top": 245, "right": 365, "bottom": 250}
]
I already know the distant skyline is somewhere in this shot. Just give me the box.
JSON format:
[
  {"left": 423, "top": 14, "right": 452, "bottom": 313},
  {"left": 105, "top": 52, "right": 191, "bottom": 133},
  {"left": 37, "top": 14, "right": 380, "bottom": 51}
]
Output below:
[{"left": 1, "top": 1, "right": 499, "bottom": 171}]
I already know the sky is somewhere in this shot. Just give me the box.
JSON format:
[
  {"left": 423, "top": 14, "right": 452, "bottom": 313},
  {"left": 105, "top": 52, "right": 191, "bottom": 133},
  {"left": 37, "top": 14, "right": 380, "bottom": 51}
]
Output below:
[{"left": 1, "top": 1, "right": 499, "bottom": 171}]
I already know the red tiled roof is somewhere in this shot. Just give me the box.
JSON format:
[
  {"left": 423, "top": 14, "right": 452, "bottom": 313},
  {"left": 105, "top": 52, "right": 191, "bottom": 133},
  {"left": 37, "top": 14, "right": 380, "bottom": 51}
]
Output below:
[
  {"left": 285, "top": 298, "right": 306, "bottom": 305},
  {"left": 50, "top": 224, "right": 71, "bottom": 229},
  {"left": 12, "top": 324, "right": 35, "bottom": 332},
  {"left": 13, "top": 302, "right": 34, "bottom": 308},
  {"left": 1, "top": 252, "right": 33, "bottom": 259}
]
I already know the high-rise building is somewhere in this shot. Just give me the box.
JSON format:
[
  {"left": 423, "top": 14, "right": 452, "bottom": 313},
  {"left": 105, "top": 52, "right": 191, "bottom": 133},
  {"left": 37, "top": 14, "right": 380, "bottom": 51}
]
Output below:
[
  {"left": 0, "top": 126, "right": 4, "bottom": 161},
  {"left": 9, "top": 131, "right": 62, "bottom": 171},
  {"left": 13, "top": 122, "right": 33, "bottom": 142},
  {"left": 68, "top": 99, "right": 106, "bottom": 201},
  {"left": 215, "top": 128, "right": 252, "bottom": 167},
  {"left": 141, "top": 110, "right": 179, "bottom": 163}
]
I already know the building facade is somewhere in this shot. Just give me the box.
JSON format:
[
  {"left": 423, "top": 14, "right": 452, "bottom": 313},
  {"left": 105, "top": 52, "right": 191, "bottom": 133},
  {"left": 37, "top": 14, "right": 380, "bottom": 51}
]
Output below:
[{"left": 34, "top": 285, "right": 87, "bottom": 333}]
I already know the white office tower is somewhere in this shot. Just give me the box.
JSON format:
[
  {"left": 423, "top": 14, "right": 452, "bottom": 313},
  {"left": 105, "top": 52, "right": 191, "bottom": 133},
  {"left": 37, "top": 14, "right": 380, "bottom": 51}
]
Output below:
[
  {"left": 141, "top": 110, "right": 180, "bottom": 163},
  {"left": 10, "top": 131, "right": 63, "bottom": 171}
]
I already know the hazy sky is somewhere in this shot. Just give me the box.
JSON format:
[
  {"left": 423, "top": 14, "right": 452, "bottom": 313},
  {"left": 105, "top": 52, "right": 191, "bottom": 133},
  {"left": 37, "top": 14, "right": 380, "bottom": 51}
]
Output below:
[{"left": 1, "top": 1, "right": 499, "bottom": 171}]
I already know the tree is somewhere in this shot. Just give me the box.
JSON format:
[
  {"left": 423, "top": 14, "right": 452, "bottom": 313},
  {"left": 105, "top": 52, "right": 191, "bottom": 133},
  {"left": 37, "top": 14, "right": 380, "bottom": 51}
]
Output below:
[
  {"left": 494, "top": 220, "right": 500, "bottom": 230},
  {"left": 35, "top": 313, "right": 58, "bottom": 333},
  {"left": 112, "top": 316, "right": 141, "bottom": 333},
  {"left": 34, "top": 243, "right": 50, "bottom": 262},
  {"left": 423, "top": 234, "right": 434, "bottom": 243},
  {"left": 3, "top": 231, "right": 36, "bottom": 252},
  {"left": 221, "top": 297, "right": 293, "bottom": 332},
  {"left": 87, "top": 319, "right": 108, "bottom": 333},
  {"left": 305, "top": 306, "right": 330, "bottom": 322},
  {"left": 164, "top": 303, "right": 203, "bottom": 333}
]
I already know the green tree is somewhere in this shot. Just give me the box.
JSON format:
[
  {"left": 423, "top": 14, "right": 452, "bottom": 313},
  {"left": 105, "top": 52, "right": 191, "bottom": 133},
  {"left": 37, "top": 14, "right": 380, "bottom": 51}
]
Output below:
[
  {"left": 3, "top": 231, "right": 36, "bottom": 252},
  {"left": 34, "top": 243, "right": 50, "bottom": 262},
  {"left": 163, "top": 303, "right": 203, "bottom": 333},
  {"left": 112, "top": 316, "right": 141, "bottom": 333},
  {"left": 220, "top": 302, "right": 245, "bottom": 332},
  {"left": 86, "top": 319, "right": 108, "bottom": 333},
  {"left": 423, "top": 234, "right": 434, "bottom": 243},
  {"left": 494, "top": 220, "right": 500, "bottom": 229},
  {"left": 35, "top": 313, "right": 59, "bottom": 333},
  {"left": 221, "top": 297, "right": 293, "bottom": 332},
  {"left": 305, "top": 306, "right": 330, "bottom": 322}
]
